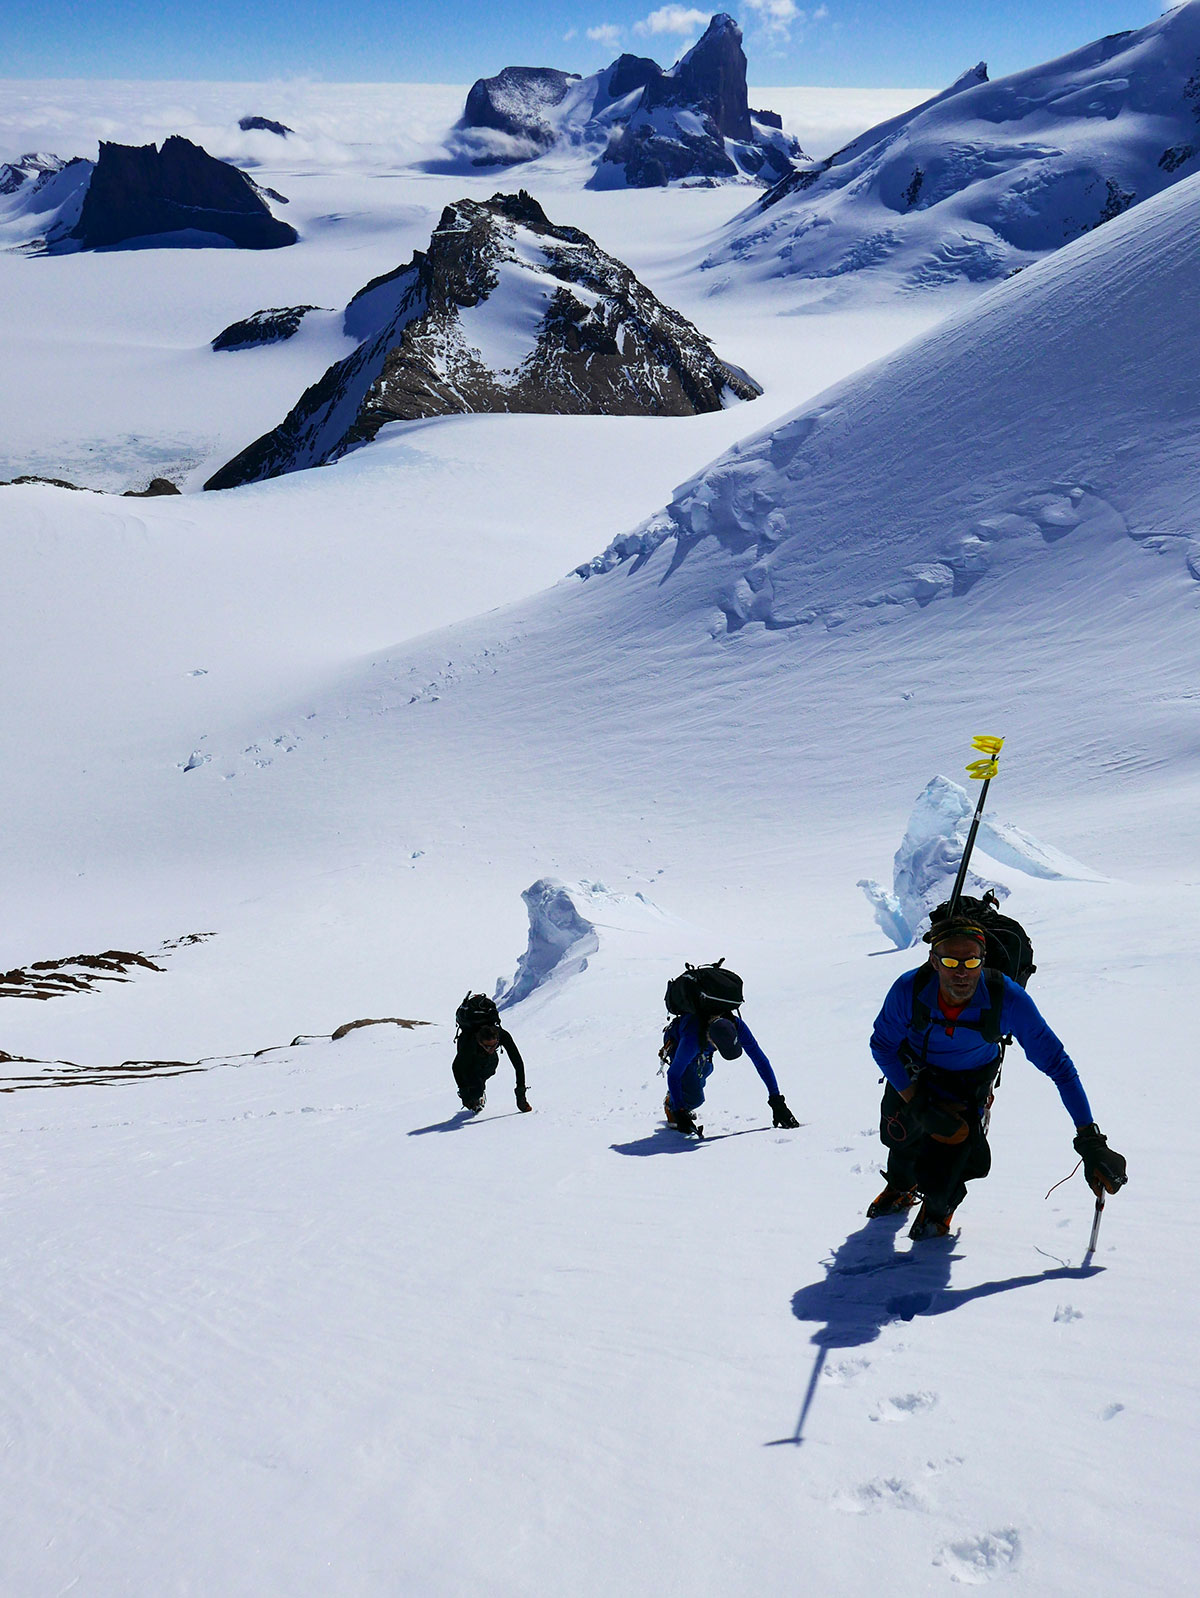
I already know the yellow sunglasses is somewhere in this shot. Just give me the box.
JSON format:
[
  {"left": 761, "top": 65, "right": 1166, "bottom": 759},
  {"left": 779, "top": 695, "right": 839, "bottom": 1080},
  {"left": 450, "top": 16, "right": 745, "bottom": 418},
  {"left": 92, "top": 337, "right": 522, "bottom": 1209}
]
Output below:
[{"left": 934, "top": 955, "right": 983, "bottom": 970}]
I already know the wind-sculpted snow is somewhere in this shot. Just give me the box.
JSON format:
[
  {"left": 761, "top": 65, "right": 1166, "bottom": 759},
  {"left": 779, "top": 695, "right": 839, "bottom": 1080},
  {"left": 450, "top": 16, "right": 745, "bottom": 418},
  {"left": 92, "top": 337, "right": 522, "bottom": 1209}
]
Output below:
[
  {"left": 495, "top": 878, "right": 668, "bottom": 1009},
  {"left": 709, "top": 1, "right": 1200, "bottom": 293},
  {"left": 858, "top": 776, "right": 1100, "bottom": 948},
  {"left": 578, "top": 167, "right": 1200, "bottom": 633},
  {"left": 206, "top": 190, "right": 760, "bottom": 488},
  {"left": 494, "top": 879, "right": 600, "bottom": 1010}
]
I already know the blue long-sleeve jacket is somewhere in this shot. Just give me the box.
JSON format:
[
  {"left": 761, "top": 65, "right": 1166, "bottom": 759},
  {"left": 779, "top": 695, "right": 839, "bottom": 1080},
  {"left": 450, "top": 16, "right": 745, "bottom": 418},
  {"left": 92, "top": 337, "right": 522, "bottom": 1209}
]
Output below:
[
  {"left": 870, "top": 968, "right": 1093, "bottom": 1127},
  {"left": 666, "top": 1014, "right": 780, "bottom": 1105}
]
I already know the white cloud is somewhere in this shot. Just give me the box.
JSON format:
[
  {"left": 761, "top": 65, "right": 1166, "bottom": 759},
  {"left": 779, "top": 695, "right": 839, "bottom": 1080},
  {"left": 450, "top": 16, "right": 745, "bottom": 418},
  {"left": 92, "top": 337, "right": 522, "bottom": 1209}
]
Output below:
[
  {"left": 743, "top": 2, "right": 830, "bottom": 43},
  {"left": 563, "top": 28, "right": 578, "bottom": 42},
  {"left": 586, "top": 24, "right": 623, "bottom": 49},
  {"left": 634, "top": 7, "right": 710, "bottom": 37}
]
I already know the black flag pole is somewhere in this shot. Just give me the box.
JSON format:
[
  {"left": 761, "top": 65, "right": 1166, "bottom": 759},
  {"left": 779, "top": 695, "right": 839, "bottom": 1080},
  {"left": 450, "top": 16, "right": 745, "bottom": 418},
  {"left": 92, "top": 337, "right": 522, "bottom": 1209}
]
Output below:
[{"left": 945, "top": 735, "right": 1005, "bottom": 920}]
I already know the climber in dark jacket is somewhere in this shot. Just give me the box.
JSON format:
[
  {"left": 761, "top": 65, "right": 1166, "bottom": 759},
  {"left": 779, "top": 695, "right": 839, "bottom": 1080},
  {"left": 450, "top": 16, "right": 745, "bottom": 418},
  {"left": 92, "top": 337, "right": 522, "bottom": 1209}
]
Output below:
[
  {"left": 867, "top": 917, "right": 1126, "bottom": 1239},
  {"left": 453, "top": 1021, "right": 530, "bottom": 1115}
]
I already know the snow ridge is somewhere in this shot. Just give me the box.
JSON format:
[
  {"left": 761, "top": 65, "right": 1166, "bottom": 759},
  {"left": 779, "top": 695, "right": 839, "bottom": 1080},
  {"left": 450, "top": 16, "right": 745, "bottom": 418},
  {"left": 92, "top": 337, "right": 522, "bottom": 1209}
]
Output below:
[{"left": 710, "top": 0, "right": 1200, "bottom": 292}]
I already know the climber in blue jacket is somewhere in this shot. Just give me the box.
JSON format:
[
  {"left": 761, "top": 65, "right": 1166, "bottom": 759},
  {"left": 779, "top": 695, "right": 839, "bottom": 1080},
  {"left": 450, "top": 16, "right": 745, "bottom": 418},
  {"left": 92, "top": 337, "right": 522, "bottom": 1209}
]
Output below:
[
  {"left": 664, "top": 1012, "right": 798, "bottom": 1135},
  {"left": 867, "top": 917, "right": 1127, "bottom": 1239}
]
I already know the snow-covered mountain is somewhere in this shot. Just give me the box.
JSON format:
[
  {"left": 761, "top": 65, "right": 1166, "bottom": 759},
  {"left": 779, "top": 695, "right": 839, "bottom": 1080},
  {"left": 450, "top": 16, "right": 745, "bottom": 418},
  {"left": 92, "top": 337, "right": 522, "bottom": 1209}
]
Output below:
[
  {"left": 0, "top": 135, "right": 296, "bottom": 253},
  {"left": 708, "top": 0, "right": 1200, "bottom": 292},
  {"left": 590, "top": 167, "right": 1200, "bottom": 631},
  {"left": 206, "top": 190, "right": 760, "bottom": 489},
  {"left": 4, "top": 60, "right": 1200, "bottom": 1598},
  {"left": 0, "top": 149, "right": 67, "bottom": 194},
  {"left": 450, "top": 14, "right": 802, "bottom": 187}
]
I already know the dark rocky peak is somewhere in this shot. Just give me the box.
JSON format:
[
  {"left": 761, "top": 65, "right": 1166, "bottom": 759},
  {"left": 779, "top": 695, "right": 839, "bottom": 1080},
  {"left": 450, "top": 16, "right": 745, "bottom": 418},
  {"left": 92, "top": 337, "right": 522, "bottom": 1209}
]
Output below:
[
  {"left": 463, "top": 66, "right": 581, "bottom": 138},
  {"left": 650, "top": 12, "right": 752, "bottom": 141},
  {"left": 481, "top": 188, "right": 551, "bottom": 228},
  {"left": 607, "top": 54, "right": 663, "bottom": 100},
  {"left": 205, "top": 191, "right": 760, "bottom": 491},
  {"left": 597, "top": 13, "right": 802, "bottom": 186},
  {"left": 0, "top": 151, "right": 66, "bottom": 195},
  {"left": 238, "top": 115, "right": 293, "bottom": 136},
  {"left": 67, "top": 136, "right": 297, "bottom": 251}
]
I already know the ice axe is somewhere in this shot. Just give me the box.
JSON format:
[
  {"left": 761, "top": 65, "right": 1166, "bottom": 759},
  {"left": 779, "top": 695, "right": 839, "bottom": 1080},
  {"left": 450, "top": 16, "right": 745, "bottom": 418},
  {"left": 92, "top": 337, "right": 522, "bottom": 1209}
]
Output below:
[
  {"left": 945, "top": 734, "right": 1005, "bottom": 919},
  {"left": 1084, "top": 1189, "right": 1106, "bottom": 1261}
]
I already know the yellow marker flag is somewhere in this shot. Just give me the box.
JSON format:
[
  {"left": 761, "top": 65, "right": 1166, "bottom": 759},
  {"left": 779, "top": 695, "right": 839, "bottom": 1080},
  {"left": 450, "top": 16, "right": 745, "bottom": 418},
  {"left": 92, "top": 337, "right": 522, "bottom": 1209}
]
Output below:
[{"left": 965, "top": 735, "right": 1004, "bottom": 781}]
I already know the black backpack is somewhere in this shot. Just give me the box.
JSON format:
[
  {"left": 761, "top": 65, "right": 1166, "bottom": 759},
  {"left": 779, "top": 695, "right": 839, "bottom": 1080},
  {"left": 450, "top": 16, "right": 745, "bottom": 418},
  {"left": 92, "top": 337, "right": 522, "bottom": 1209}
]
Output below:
[
  {"left": 456, "top": 991, "right": 500, "bottom": 1039},
  {"left": 912, "top": 892, "right": 1036, "bottom": 1052},
  {"left": 927, "top": 891, "right": 1036, "bottom": 988},
  {"left": 664, "top": 959, "right": 744, "bottom": 1019}
]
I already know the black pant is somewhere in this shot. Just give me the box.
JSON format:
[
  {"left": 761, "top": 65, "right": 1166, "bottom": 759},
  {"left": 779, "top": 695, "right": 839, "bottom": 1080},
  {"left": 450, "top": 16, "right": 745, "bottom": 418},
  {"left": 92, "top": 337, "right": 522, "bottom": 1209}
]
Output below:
[
  {"left": 879, "top": 1061, "right": 997, "bottom": 1216},
  {"left": 453, "top": 1059, "right": 496, "bottom": 1103}
]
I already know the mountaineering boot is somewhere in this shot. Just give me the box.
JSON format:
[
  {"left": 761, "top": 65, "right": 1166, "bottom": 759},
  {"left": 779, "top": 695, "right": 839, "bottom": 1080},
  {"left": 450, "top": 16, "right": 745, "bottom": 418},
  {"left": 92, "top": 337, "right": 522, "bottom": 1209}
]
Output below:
[
  {"left": 908, "top": 1202, "right": 955, "bottom": 1241},
  {"left": 867, "top": 1182, "right": 919, "bottom": 1219},
  {"left": 461, "top": 1091, "right": 486, "bottom": 1114},
  {"left": 664, "top": 1094, "right": 702, "bottom": 1137}
]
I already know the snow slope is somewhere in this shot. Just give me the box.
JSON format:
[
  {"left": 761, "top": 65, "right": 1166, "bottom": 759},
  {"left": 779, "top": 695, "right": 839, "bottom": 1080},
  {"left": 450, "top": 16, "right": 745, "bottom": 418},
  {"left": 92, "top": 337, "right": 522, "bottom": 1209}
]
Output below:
[
  {"left": 2, "top": 69, "right": 1199, "bottom": 1598},
  {"left": 710, "top": 0, "right": 1200, "bottom": 295}
]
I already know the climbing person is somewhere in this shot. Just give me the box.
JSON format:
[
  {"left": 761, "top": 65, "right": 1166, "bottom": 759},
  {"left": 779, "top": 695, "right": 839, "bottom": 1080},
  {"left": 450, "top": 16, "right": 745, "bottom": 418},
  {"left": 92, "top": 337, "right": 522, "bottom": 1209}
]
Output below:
[
  {"left": 661, "top": 959, "right": 798, "bottom": 1137},
  {"left": 453, "top": 992, "right": 531, "bottom": 1115},
  {"left": 867, "top": 909, "right": 1126, "bottom": 1239}
]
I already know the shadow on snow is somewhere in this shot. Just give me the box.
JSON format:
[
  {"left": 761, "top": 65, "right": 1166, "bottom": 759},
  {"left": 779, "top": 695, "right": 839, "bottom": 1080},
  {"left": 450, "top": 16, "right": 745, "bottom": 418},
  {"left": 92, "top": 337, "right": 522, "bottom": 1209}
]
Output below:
[
  {"left": 610, "top": 1124, "right": 784, "bottom": 1156},
  {"left": 408, "top": 1109, "right": 526, "bottom": 1135},
  {"left": 770, "top": 1212, "right": 1103, "bottom": 1446}
]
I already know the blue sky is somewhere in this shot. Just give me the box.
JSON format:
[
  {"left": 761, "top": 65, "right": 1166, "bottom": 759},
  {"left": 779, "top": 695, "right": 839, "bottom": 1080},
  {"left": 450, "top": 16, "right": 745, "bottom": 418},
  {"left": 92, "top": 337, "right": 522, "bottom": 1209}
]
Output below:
[{"left": 2, "top": 2, "right": 1168, "bottom": 86}]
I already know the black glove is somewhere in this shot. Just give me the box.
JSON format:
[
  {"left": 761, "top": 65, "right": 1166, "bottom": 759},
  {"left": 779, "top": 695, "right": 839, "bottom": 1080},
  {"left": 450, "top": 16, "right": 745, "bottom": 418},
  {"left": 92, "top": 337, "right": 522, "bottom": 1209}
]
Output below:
[
  {"left": 769, "top": 1093, "right": 799, "bottom": 1129},
  {"left": 674, "top": 1106, "right": 700, "bottom": 1136},
  {"left": 1073, "top": 1123, "right": 1127, "bottom": 1195},
  {"left": 516, "top": 1091, "right": 532, "bottom": 1113}
]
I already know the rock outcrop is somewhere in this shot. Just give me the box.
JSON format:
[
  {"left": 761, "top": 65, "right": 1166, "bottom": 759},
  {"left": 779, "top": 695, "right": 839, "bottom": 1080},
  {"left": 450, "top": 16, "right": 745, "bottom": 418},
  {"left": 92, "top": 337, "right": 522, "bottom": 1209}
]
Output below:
[
  {"left": 600, "top": 16, "right": 800, "bottom": 186},
  {"left": 212, "top": 305, "right": 323, "bottom": 351},
  {"left": 64, "top": 137, "right": 297, "bottom": 252},
  {"left": 460, "top": 67, "right": 583, "bottom": 161},
  {"left": 449, "top": 13, "right": 801, "bottom": 185},
  {"left": 122, "top": 478, "right": 182, "bottom": 497},
  {"left": 238, "top": 115, "right": 293, "bottom": 136},
  {"left": 205, "top": 190, "right": 760, "bottom": 490}
]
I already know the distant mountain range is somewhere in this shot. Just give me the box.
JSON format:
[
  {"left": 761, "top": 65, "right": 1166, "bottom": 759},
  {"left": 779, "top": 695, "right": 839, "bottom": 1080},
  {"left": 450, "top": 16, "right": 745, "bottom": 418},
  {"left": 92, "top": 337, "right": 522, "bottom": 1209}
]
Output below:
[
  {"left": 708, "top": 0, "right": 1200, "bottom": 291},
  {"left": 205, "top": 190, "right": 760, "bottom": 490},
  {"left": 449, "top": 13, "right": 802, "bottom": 188}
]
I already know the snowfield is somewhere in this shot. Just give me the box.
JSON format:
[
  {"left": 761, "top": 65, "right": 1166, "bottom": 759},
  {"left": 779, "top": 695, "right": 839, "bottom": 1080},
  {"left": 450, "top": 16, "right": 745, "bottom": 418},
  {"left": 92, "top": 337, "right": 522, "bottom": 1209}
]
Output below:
[{"left": 1, "top": 46, "right": 1199, "bottom": 1598}]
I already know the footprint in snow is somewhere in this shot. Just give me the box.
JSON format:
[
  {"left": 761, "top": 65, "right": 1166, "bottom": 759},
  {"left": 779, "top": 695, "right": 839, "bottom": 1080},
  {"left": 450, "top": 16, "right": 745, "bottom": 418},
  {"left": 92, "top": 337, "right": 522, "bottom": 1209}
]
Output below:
[
  {"left": 870, "top": 1391, "right": 937, "bottom": 1423},
  {"left": 933, "top": 1528, "right": 1021, "bottom": 1584},
  {"left": 1100, "top": 1402, "right": 1125, "bottom": 1421},
  {"left": 833, "top": 1476, "right": 927, "bottom": 1515},
  {"left": 1053, "top": 1304, "right": 1083, "bottom": 1323},
  {"left": 823, "top": 1357, "right": 872, "bottom": 1386}
]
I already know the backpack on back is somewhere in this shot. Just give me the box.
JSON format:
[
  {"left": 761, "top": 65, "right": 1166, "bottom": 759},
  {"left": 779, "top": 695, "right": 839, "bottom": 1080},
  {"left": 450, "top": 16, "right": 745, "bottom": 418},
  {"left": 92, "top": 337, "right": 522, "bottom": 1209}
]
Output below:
[
  {"left": 910, "top": 893, "right": 1037, "bottom": 1091},
  {"left": 456, "top": 991, "right": 500, "bottom": 1040},
  {"left": 927, "top": 891, "right": 1036, "bottom": 988},
  {"left": 664, "top": 958, "right": 744, "bottom": 1020},
  {"left": 660, "top": 959, "right": 744, "bottom": 1072}
]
